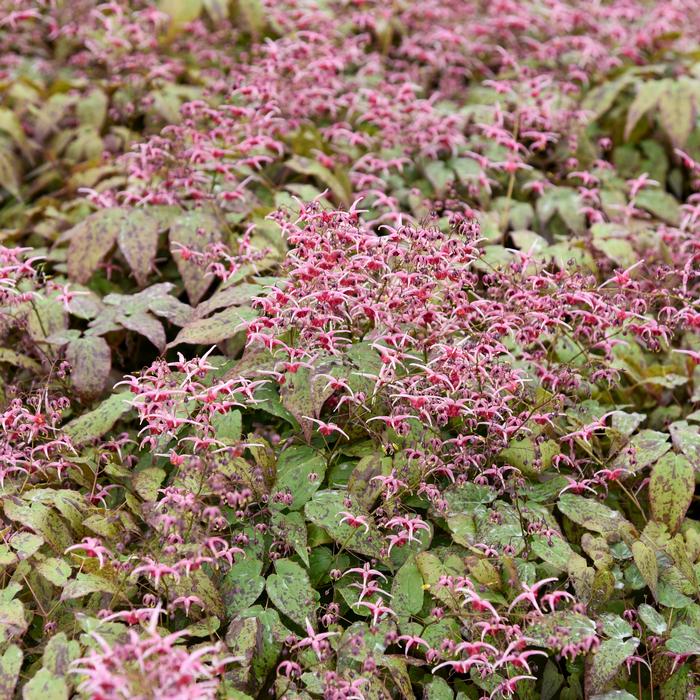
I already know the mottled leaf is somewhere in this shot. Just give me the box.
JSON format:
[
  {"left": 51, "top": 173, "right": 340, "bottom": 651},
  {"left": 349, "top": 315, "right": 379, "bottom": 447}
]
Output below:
[
  {"left": 66, "top": 336, "right": 111, "bottom": 399},
  {"left": 0, "top": 645, "right": 22, "bottom": 699},
  {"left": 649, "top": 453, "right": 694, "bottom": 533},
  {"left": 170, "top": 306, "right": 256, "bottom": 346},
  {"left": 116, "top": 208, "right": 160, "bottom": 286},
  {"left": 62, "top": 391, "right": 132, "bottom": 445},
  {"left": 610, "top": 429, "right": 670, "bottom": 473},
  {"left": 391, "top": 555, "right": 423, "bottom": 618},
  {"left": 65, "top": 208, "right": 130, "bottom": 284},
  {"left": 222, "top": 558, "right": 265, "bottom": 616},
  {"left": 22, "top": 669, "right": 68, "bottom": 700},
  {"left": 632, "top": 540, "right": 658, "bottom": 599},
  {"left": 304, "top": 490, "right": 386, "bottom": 561},
  {"left": 585, "top": 637, "right": 639, "bottom": 695},
  {"left": 265, "top": 558, "right": 320, "bottom": 628},
  {"left": 637, "top": 603, "right": 667, "bottom": 634},
  {"left": 61, "top": 572, "right": 119, "bottom": 600},
  {"left": 272, "top": 445, "right": 326, "bottom": 511},
  {"left": 169, "top": 210, "right": 222, "bottom": 304}
]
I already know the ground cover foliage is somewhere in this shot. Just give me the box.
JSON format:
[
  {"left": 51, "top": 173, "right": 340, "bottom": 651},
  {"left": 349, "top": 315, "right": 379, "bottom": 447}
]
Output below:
[{"left": 0, "top": 0, "right": 699, "bottom": 698}]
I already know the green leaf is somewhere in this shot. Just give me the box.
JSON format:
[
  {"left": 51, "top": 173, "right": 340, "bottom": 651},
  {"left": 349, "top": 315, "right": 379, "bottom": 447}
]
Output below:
[
  {"left": 424, "top": 676, "right": 452, "bottom": 700},
  {"left": 600, "top": 614, "right": 634, "bottom": 640},
  {"left": 0, "top": 645, "right": 22, "bottom": 699},
  {"left": 634, "top": 189, "right": 680, "bottom": 226},
  {"left": 9, "top": 532, "right": 43, "bottom": 559},
  {"left": 265, "top": 558, "right": 320, "bottom": 628},
  {"left": 211, "top": 410, "right": 242, "bottom": 443},
  {"left": 62, "top": 391, "right": 132, "bottom": 445},
  {"left": 27, "top": 297, "right": 67, "bottom": 344},
  {"left": 585, "top": 637, "right": 639, "bottom": 695},
  {"left": 658, "top": 82, "right": 696, "bottom": 149},
  {"left": 169, "top": 210, "right": 222, "bottom": 304},
  {"left": 541, "top": 661, "right": 564, "bottom": 700},
  {"left": 61, "top": 572, "right": 119, "bottom": 600},
  {"left": 424, "top": 161, "right": 455, "bottom": 193},
  {"left": 666, "top": 624, "right": 700, "bottom": 655},
  {"left": 391, "top": 555, "right": 424, "bottom": 617},
  {"left": 272, "top": 445, "right": 326, "bottom": 511},
  {"left": 286, "top": 156, "right": 350, "bottom": 205},
  {"left": 222, "top": 558, "right": 265, "bottom": 616},
  {"left": 625, "top": 80, "right": 665, "bottom": 140},
  {"left": 236, "top": 0, "right": 266, "bottom": 36},
  {"left": 22, "top": 669, "right": 68, "bottom": 700},
  {"left": 117, "top": 311, "right": 166, "bottom": 351},
  {"left": 660, "top": 665, "right": 692, "bottom": 700},
  {"left": 36, "top": 558, "right": 71, "bottom": 587},
  {"left": 527, "top": 611, "right": 597, "bottom": 648},
  {"left": 637, "top": 603, "right": 667, "bottom": 634},
  {"left": 649, "top": 453, "right": 694, "bottom": 533},
  {"left": 66, "top": 336, "right": 111, "bottom": 400},
  {"left": 0, "top": 348, "right": 41, "bottom": 373},
  {"left": 582, "top": 75, "right": 636, "bottom": 120}
]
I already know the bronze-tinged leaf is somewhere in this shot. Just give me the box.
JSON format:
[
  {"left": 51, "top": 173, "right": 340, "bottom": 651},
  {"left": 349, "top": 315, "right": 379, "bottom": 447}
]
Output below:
[
  {"left": 116, "top": 208, "right": 160, "bottom": 286},
  {"left": 65, "top": 336, "right": 111, "bottom": 400},
  {"left": 64, "top": 208, "right": 128, "bottom": 284},
  {"left": 649, "top": 452, "right": 694, "bottom": 533},
  {"left": 169, "top": 210, "right": 222, "bottom": 304}
]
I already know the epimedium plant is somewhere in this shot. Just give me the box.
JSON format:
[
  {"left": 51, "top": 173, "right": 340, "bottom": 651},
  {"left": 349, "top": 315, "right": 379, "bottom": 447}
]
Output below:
[{"left": 0, "top": 1, "right": 699, "bottom": 700}]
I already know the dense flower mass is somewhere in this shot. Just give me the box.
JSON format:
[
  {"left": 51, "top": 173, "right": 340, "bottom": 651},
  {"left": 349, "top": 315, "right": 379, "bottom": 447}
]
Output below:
[{"left": 0, "top": 1, "right": 698, "bottom": 699}]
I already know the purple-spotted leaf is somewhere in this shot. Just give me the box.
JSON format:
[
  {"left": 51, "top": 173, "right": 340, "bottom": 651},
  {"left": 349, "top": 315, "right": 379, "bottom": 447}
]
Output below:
[
  {"left": 169, "top": 210, "right": 222, "bottom": 304},
  {"left": 0, "top": 598, "right": 27, "bottom": 645},
  {"left": 64, "top": 208, "right": 128, "bottom": 284},
  {"left": 649, "top": 452, "right": 694, "bottom": 533},
  {"left": 631, "top": 540, "right": 658, "bottom": 599},
  {"left": 585, "top": 637, "right": 639, "bottom": 696},
  {"left": 116, "top": 208, "right": 160, "bottom": 286},
  {"left": 117, "top": 311, "right": 166, "bottom": 351},
  {"left": 66, "top": 336, "right": 111, "bottom": 400},
  {"left": 0, "top": 645, "right": 22, "bottom": 699},
  {"left": 62, "top": 391, "right": 132, "bottom": 445},
  {"left": 265, "top": 558, "right": 319, "bottom": 629},
  {"left": 170, "top": 305, "right": 256, "bottom": 346}
]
